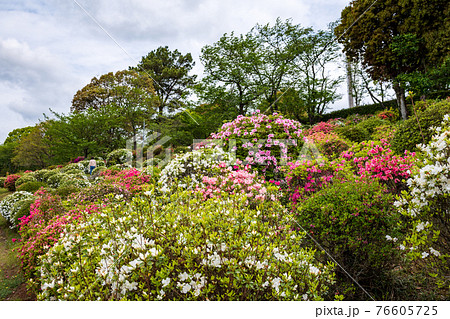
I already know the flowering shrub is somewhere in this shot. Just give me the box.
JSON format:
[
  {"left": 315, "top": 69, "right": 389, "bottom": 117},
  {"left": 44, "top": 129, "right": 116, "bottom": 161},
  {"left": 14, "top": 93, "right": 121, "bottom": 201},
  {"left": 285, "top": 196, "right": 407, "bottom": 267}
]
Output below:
[
  {"left": 395, "top": 115, "right": 450, "bottom": 267},
  {"left": 335, "top": 125, "right": 370, "bottom": 143},
  {"left": 391, "top": 99, "right": 450, "bottom": 154},
  {"left": 70, "top": 183, "right": 132, "bottom": 204},
  {"left": 36, "top": 190, "right": 335, "bottom": 300},
  {"left": 305, "top": 120, "right": 337, "bottom": 136},
  {"left": 341, "top": 140, "right": 415, "bottom": 193},
  {"left": 195, "top": 163, "right": 279, "bottom": 207},
  {"left": 16, "top": 189, "right": 73, "bottom": 281},
  {"left": 46, "top": 173, "right": 69, "bottom": 188},
  {"left": 296, "top": 179, "right": 403, "bottom": 299},
  {"left": 306, "top": 132, "right": 350, "bottom": 160},
  {"left": 70, "top": 156, "right": 85, "bottom": 163},
  {"left": 4, "top": 174, "right": 21, "bottom": 191},
  {"left": 107, "top": 149, "right": 132, "bottom": 167},
  {"left": 159, "top": 146, "right": 234, "bottom": 192},
  {"left": 376, "top": 109, "right": 398, "bottom": 122},
  {"left": 211, "top": 111, "right": 304, "bottom": 179},
  {"left": 285, "top": 158, "right": 351, "bottom": 206},
  {"left": 99, "top": 168, "right": 151, "bottom": 193},
  {"left": 0, "top": 191, "right": 34, "bottom": 227}
]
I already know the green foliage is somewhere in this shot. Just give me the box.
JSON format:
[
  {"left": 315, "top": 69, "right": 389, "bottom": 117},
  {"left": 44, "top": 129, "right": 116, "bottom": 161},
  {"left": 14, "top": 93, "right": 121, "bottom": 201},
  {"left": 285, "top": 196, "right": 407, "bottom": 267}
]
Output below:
[
  {"left": 296, "top": 179, "right": 403, "bottom": 299},
  {"left": 133, "top": 46, "right": 197, "bottom": 116},
  {"left": 11, "top": 198, "right": 35, "bottom": 228},
  {"left": 47, "top": 173, "right": 69, "bottom": 189},
  {"left": 355, "top": 117, "right": 389, "bottom": 136},
  {"left": 37, "top": 190, "right": 335, "bottom": 300},
  {"left": 15, "top": 174, "right": 37, "bottom": 188},
  {"left": 16, "top": 181, "right": 47, "bottom": 193},
  {"left": 58, "top": 178, "right": 91, "bottom": 189},
  {"left": 391, "top": 99, "right": 450, "bottom": 154},
  {"left": 335, "top": 125, "right": 369, "bottom": 143},
  {"left": 318, "top": 100, "right": 397, "bottom": 123},
  {"left": 106, "top": 149, "right": 132, "bottom": 166},
  {"left": 11, "top": 124, "right": 51, "bottom": 170},
  {"left": 52, "top": 185, "right": 81, "bottom": 199},
  {"left": 199, "top": 18, "right": 342, "bottom": 118},
  {"left": 41, "top": 170, "right": 60, "bottom": 183},
  {"left": 0, "top": 177, "right": 6, "bottom": 188}
]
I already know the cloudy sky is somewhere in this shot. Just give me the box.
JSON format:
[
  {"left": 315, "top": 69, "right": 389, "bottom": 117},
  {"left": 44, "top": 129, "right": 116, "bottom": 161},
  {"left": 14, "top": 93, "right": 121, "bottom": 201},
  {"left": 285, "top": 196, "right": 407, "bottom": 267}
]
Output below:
[{"left": 0, "top": 0, "right": 351, "bottom": 143}]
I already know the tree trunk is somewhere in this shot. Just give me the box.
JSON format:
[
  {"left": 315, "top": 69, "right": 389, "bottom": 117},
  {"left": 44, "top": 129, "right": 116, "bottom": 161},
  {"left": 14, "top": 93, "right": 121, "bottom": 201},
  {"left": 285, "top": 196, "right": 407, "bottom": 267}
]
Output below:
[
  {"left": 393, "top": 82, "right": 407, "bottom": 120},
  {"left": 346, "top": 59, "right": 355, "bottom": 108}
]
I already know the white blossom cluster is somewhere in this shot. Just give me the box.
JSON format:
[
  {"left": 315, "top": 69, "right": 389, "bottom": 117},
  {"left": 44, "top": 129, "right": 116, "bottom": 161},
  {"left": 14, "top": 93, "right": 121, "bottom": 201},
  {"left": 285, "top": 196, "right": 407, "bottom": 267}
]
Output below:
[
  {"left": 158, "top": 146, "right": 234, "bottom": 192},
  {"left": 394, "top": 114, "right": 450, "bottom": 258},
  {"left": 0, "top": 191, "right": 34, "bottom": 228}
]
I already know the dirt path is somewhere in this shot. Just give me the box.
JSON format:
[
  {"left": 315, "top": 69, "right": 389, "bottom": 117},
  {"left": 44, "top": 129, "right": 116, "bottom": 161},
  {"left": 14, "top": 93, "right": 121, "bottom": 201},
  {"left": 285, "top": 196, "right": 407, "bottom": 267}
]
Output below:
[{"left": 0, "top": 224, "right": 36, "bottom": 301}]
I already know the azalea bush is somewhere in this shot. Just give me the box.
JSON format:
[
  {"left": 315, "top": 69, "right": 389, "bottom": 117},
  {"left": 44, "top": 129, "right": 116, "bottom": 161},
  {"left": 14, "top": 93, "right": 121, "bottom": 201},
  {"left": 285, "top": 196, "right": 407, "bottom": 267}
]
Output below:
[
  {"left": 107, "top": 149, "right": 132, "bottom": 166},
  {"left": 98, "top": 168, "right": 152, "bottom": 193},
  {"left": 211, "top": 111, "right": 304, "bottom": 180},
  {"left": 306, "top": 132, "right": 350, "bottom": 160},
  {"left": 296, "top": 179, "right": 404, "bottom": 299},
  {"left": 195, "top": 163, "right": 280, "bottom": 207},
  {"left": 341, "top": 140, "right": 415, "bottom": 193},
  {"left": 395, "top": 115, "right": 450, "bottom": 291},
  {"left": 285, "top": 158, "right": 352, "bottom": 206},
  {"left": 305, "top": 120, "right": 337, "bottom": 136},
  {"left": 36, "top": 189, "right": 335, "bottom": 301},
  {"left": 0, "top": 191, "right": 34, "bottom": 228},
  {"left": 15, "top": 174, "right": 37, "bottom": 189},
  {"left": 159, "top": 146, "right": 234, "bottom": 192},
  {"left": 4, "top": 174, "right": 22, "bottom": 191}
]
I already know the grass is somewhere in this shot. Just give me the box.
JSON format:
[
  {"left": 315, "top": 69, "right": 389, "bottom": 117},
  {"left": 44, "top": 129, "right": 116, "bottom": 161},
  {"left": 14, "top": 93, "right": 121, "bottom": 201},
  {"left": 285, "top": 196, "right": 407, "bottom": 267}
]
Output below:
[{"left": 0, "top": 190, "right": 26, "bottom": 300}]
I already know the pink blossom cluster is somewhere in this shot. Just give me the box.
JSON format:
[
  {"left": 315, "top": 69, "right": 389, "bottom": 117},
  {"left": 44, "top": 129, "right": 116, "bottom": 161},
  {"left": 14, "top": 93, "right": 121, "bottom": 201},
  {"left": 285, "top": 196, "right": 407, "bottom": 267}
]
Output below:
[
  {"left": 304, "top": 120, "right": 336, "bottom": 136},
  {"left": 211, "top": 110, "right": 302, "bottom": 140},
  {"left": 196, "top": 164, "right": 271, "bottom": 204},
  {"left": 210, "top": 111, "right": 303, "bottom": 178},
  {"left": 100, "top": 168, "right": 151, "bottom": 192},
  {"left": 4, "top": 174, "right": 21, "bottom": 191},
  {"left": 342, "top": 141, "right": 415, "bottom": 186},
  {"left": 285, "top": 160, "right": 339, "bottom": 205}
]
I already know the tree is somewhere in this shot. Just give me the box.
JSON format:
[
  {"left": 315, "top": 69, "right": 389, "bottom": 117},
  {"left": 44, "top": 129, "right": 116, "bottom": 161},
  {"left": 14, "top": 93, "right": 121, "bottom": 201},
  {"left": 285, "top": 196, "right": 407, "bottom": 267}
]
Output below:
[
  {"left": 133, "top": 46, "right": 197, "bottom": 116},
  {"left": 336, "top": 0, "right": 450, "bottom": 119},
  {"left": 199, "top": 19, "right": 343, "bottom": 121},
  {"left": 71, "top": 70, "right": 156, "bottom": 113},
  {"left": 198, "top": 32, "right": 260, "bottom": 115},
  {"left": 293, "top": 28, "right": 343, "bottom": 123},
  {"left": 71, "top": 69, "right": 157, "bottom": 153},
  {"left": 0, "top": 127, "right": 33, "bottom": 175},
  {"left": 44, "top": 106, "right": 126, "bottom": 163},
  {"left": 12, "top": 124, "right": 51, "bottom": 169}
]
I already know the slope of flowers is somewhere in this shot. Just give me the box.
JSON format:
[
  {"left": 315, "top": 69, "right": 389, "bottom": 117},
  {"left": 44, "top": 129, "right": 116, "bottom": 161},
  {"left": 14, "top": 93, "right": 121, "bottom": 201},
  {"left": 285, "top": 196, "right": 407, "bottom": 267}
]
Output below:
[{"left": 37, "top": 190, "right": 335, "bottom": 301}]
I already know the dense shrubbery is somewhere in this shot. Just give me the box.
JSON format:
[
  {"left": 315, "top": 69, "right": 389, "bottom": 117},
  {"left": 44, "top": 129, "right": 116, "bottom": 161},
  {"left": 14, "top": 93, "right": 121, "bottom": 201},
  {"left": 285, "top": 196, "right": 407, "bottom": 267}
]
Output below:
[
  {"left": 335, "top": 125, "right": 370, "bottom": 143},
  {"left": 107, "top": 149, "right": 132, "bottom": 166},
  {"left": 391, "top": 99, "right": 450, "bottom": 154},
  {"left": 16, "top": 181, "right": 47, "bottom": 193},
  {"left": 37, "top": 190, "right": 335, "bottom": 301},
  {"left": 0, "top": 176, "right": 6, "bottom": 188},
  {"left": 395, "top": 115, "right": 450, "bottom": 292},
  {"left": 4, "top": 174, "right": 21, "bottom": 191},
  {"left": 296, "top": 179, "right": 403, "bottom": 299}
]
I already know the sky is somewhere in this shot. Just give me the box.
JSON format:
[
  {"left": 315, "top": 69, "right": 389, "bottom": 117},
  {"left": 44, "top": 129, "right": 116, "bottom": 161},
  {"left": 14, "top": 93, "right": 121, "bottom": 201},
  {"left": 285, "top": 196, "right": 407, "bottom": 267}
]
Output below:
[{"left": 0, "top": 0, "right": 352, "bottom": 143}]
